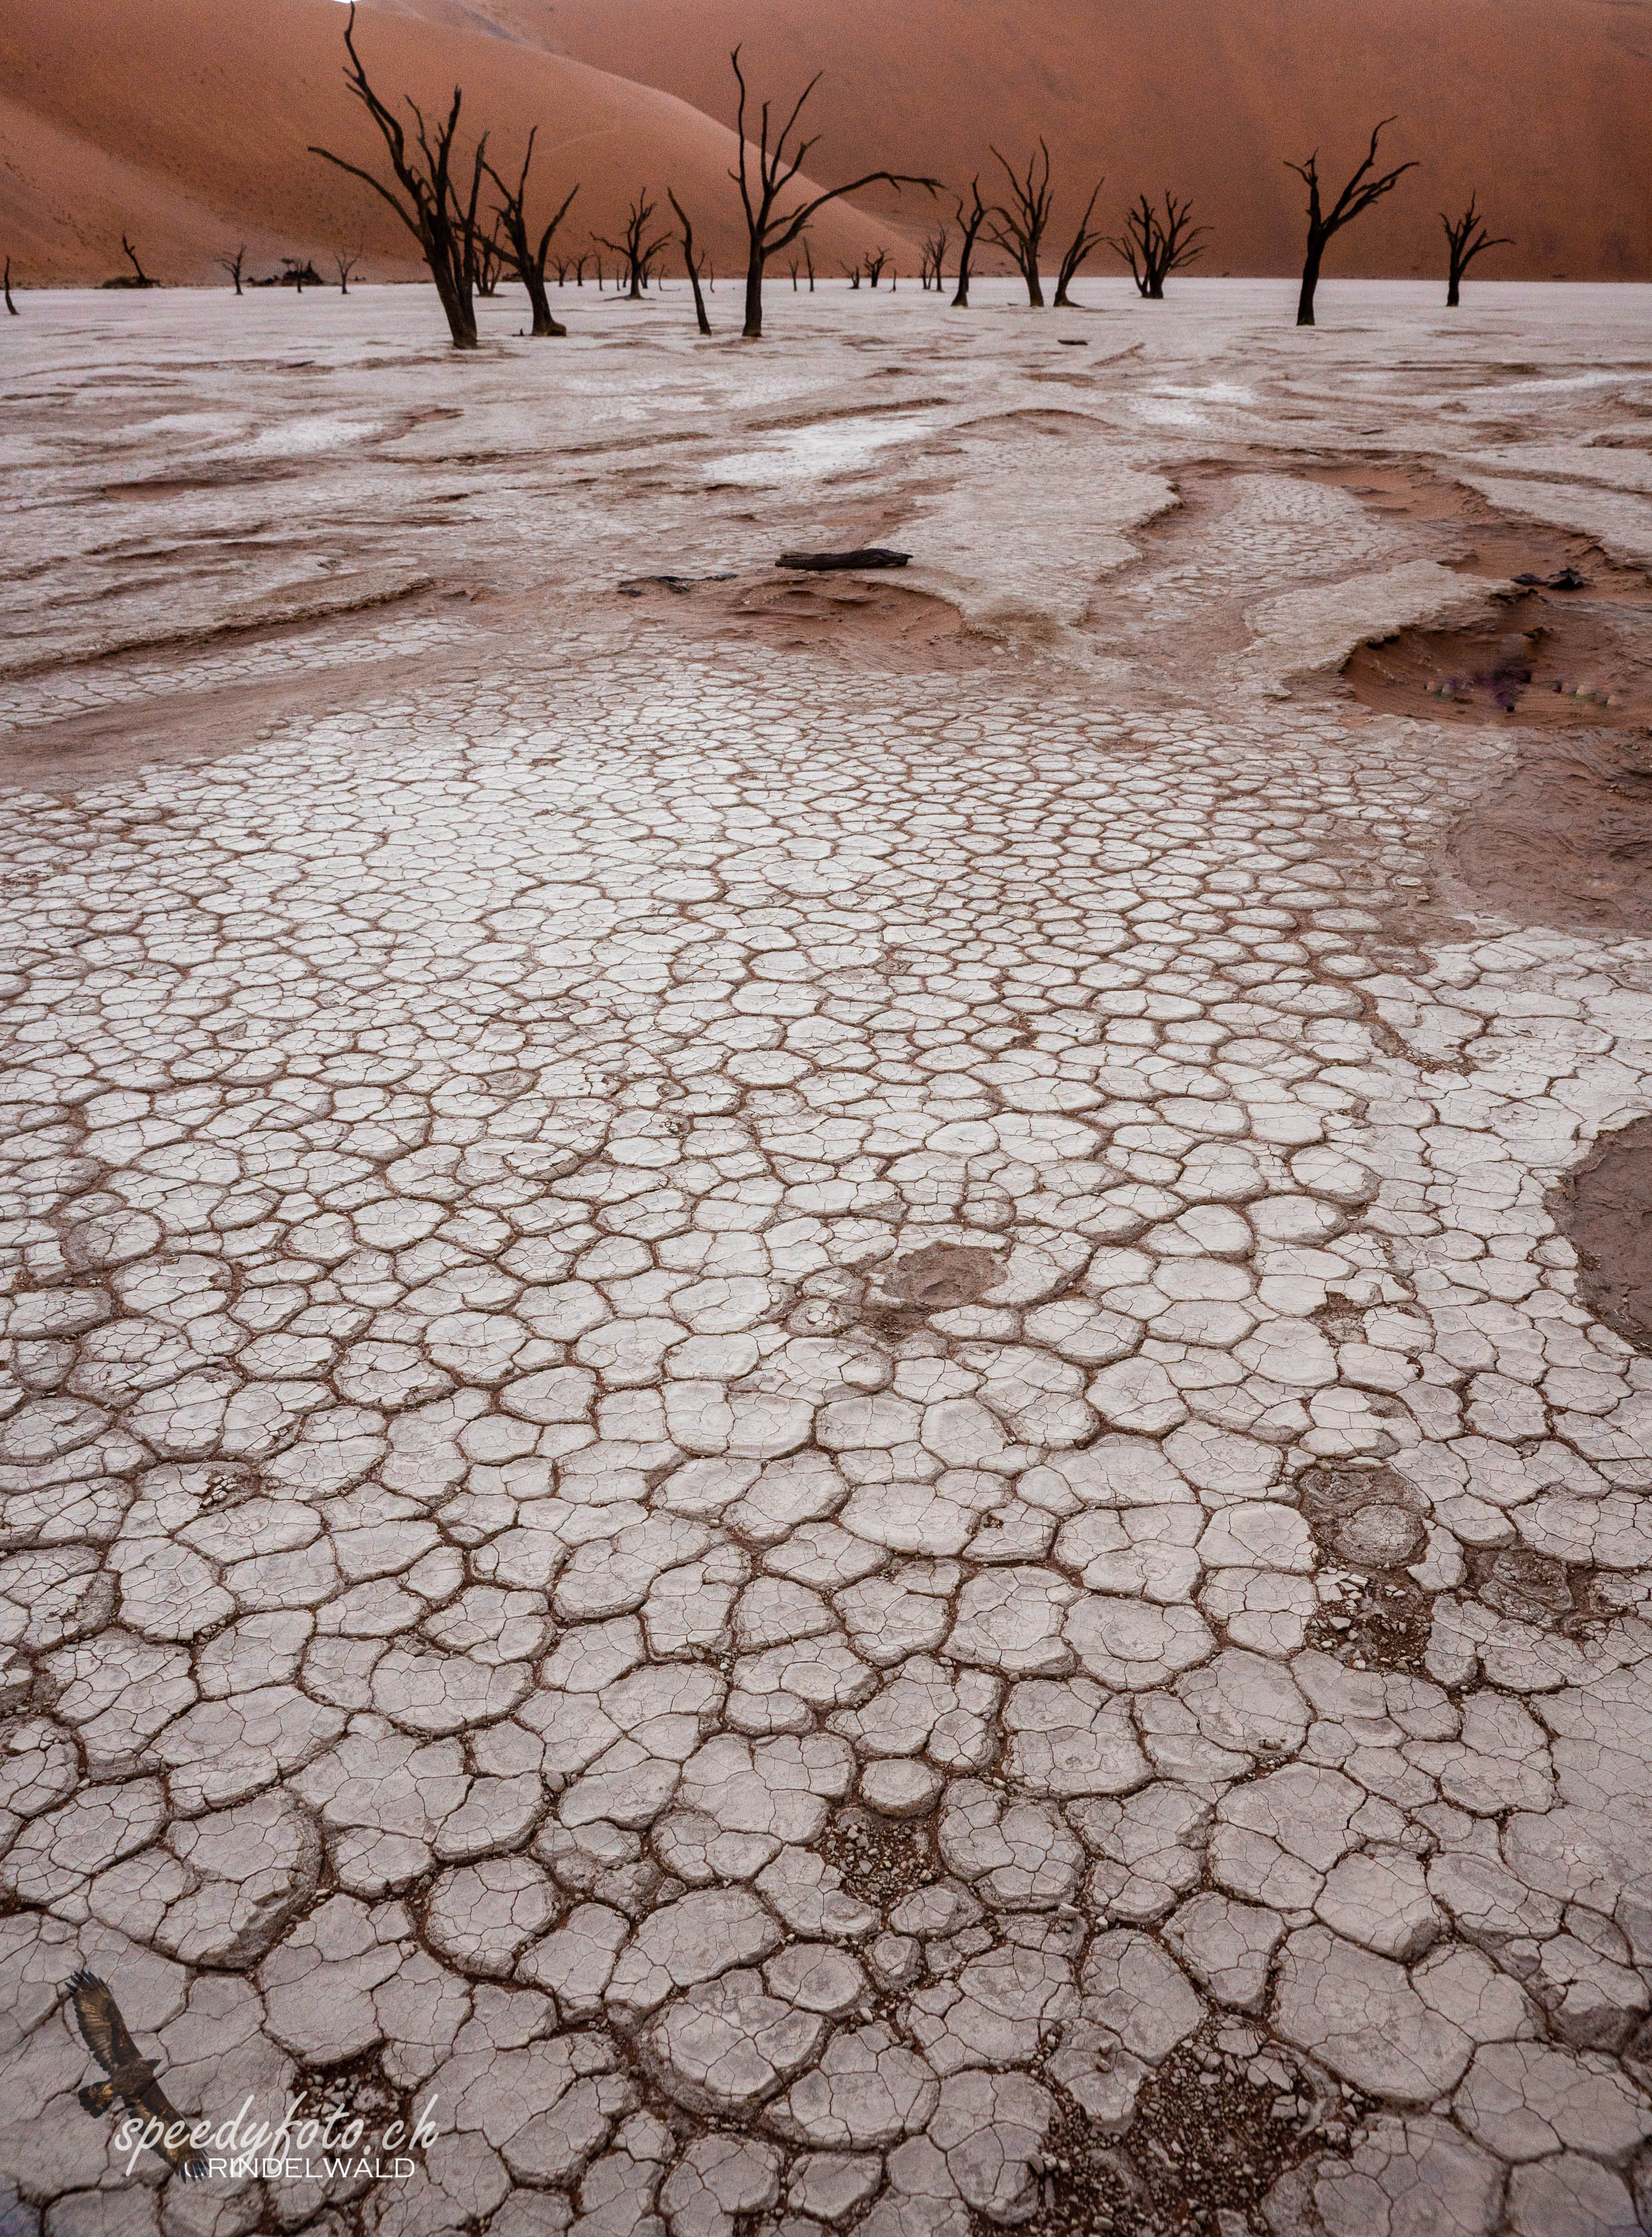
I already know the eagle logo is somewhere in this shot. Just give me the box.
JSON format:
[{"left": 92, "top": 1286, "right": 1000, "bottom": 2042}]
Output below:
[{"left": 69, "top": 1970, "right": 208, "bottom": 2180}]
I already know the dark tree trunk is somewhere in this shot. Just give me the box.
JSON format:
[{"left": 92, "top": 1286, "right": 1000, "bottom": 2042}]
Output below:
[
  {"left": 1296, "top": 234, "right": 1324, "bottom": 326},
  {"left": 1447, "top": 264, "right": 1461, "bottom": 308},
  {"left": 743, "top": 257, "right": 765, "bottom": 339}
]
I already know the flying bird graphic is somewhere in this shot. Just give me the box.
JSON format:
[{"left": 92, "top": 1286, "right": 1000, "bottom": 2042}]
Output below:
[{"left": 69, "top": 1969, "right": 208, "bottom": 2180}]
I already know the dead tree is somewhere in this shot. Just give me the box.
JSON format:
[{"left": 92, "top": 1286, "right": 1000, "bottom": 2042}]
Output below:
[
  {"left": 729, "top": 45, "right": 937, "bottom": 339},
  {"left": 121, "top": 236, "right": 156, "bottom": 286},
  {"left": 309, "top": 3, "right": 483, "bottom": 348},
  {"left": 484, "top": 132, "right": 578, "bottom": 336},
  {"left": 841, "top": 260, "right": 862, "bottom": 288},
  {"left": 3, "top": 260, "right": 15, "bottom": 314},
  {"left": 1286, "top": 119, "right": 1416, "bottom": 326},
  {"left": 988, "top": 142, "right": 1056, "bottom": 306},
  {"left": 334, "top": 249, "right": 362, "bottom": 294},
  {"left": 474, "top": 228, "right": 505, "bottom": 296},
  {"left": 597, "top": 191, "right": 670, "bottom": 300},
  {"left": 951, "top": 179, "right": 989, "bottom": 307},
  {"left": 1052, "top": 179, "right": 1106, "bottom": 306},
  {"left": 281, "top": 256, "right": 323, "bottom": 290},
  {"left": 666, "top": 189, "right": 712, "bottom": 334},
  {"left": 1108, "top": 190, "right": 1208, "bottom": 298},
  {"left": 863, "top": 246, "right": 888, "bottom": 288},
  {"left": 920, "top": 223, "right": 950, "bottom": 290},
  {"left": 216, "top": 245, "right": 247, "bottom": 295},
  {"left": 1441, "top": 192, "right": 1511, "bottom": 306},
  {"left": 805, "top": 240, "right": 815, "bottom": 291}
]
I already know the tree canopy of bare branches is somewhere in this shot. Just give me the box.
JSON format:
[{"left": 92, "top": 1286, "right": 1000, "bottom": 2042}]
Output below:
[
  {"left": 988, "top": 142, "right": 1055, "bottom": 306},
  {"left": 217, "top": 245, "right": 247, "bottom": 296},
  {"left": 728, "top": 46, "right": 937, "bottom": 339},
  {"left": 666, "top": 190, "right": 713, "bottom": 335},
  {"left": 1052, "top": 179, "right": 1106, "bottom": 307},
  {"left": 1286, "top": 118, "right": 1416, "bottom": 326},
  {"left": 484, "top": 131, "right": 578, "bottom": 336},
  {"left": 1108, "top": 191, "right": 1208, "bottom": 299},
  {"left": 309, "top": 3, "right": 484, "bottom": 348},
  {"left": 1441, "top": 192, "right": 1511, "bottom": 306},
  {"left": 598, "top": 191, "right": 670, "bottom": 299},
  {"left": 951, "top": 179, "right": 989, "bottom": 308}
]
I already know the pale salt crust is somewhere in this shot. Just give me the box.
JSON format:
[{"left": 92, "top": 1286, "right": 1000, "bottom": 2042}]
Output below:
[{"left": 1, "top": 278, "right": 1651, "bottom": 2236}]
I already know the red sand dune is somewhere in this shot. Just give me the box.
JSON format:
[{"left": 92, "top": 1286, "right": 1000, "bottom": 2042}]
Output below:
[
  {"left": 0, "top": 0, "right": 917, "bottom": 288},
  {"left": 406, "top": 0, "right": 1652, "bottom": 282},
  {"left": 3, "top": 0, "right": 1649, "bottom": 290}
]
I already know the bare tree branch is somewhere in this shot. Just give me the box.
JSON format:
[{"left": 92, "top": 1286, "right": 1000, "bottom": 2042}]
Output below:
[
  {"left": 484, "top": 132, "right": 578, "bottom": 336},
  {"left": 309, "top": 2, "right": 483, "bottom": 347},
  {"left": 987, "top": 141, "right": 1054, "bottom": 306},
  {"left": 666, "top": 189, "right": 713, "bottom": 334},
  {"left": 1287, "top": 117, "right": 1417, "bottom": 325},
  {"left": 1441, "top": 191, "right": 1512, "bottom": 306},
  {"left": 726, "top": 45, "right": 938, "bottom": 338}
]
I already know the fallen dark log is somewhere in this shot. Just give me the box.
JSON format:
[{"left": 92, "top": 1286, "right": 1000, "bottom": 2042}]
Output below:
[{"left": 775, "top": 548, "right": 911, "bottom": 572}]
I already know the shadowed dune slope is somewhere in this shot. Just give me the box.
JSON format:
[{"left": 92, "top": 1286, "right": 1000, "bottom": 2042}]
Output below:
[
  {"left": 0, "top": 0, "right": 917, "bottom": 286},
  {"left": 396, "top": 0, "right": 1652, "bottom": 282}
]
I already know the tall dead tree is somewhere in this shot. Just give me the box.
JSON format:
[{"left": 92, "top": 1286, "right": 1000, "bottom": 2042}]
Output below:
[
  {"left": 484, "top": 132, "right": 578, "bottom": 336},
  {"left": 217, "top": 245, "right": 247, "bottom": 295},
  {"left": 919, "top": 224, "right": 949, "bottom": 290},
  {"left": 310, "top": 3, "right": 483, "bottom": 348},
  {"left": 1052, "top": 179, "right": 1106, "bottom": 306},
  {"left": 729, "top": 45, "right": 936, "bottom": 339},
  {"left": 666, "top": 190, "right": 712, "bottom": 334},
  {"left": 1108, "top": 190, "right": 1208, "bottom": 298},
  {"left": 1441, "top": 192, "right": 1511, "bottom": 306},
  {"left": 989, "top": 142, "right": 1054, "bottom": 306},
  {"left": 951, "top": 179, "right": 989, "bottom": 307},
  {"left": 598, "top": 191, "right": 670, "bottom": 299},
  {"left": 1286, "top": 119, "right": 1416, "bottom": 326},
  {"left": 3, "top": 260, "right": 15, "bottom": 315}
]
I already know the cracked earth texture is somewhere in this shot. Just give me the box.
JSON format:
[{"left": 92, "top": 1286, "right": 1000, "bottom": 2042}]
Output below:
[{"left": 3, "top": 278, "right": 1652, "bottom": 2237}]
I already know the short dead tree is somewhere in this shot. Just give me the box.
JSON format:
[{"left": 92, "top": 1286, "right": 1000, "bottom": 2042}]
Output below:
[
  {"left": 473, "top": 228, "right": 505, "bottom": 296},
  {"left": 1108, "top": 189, "right": 1208, "bottom": 298},
  {"left": 728, "top": 45, "right": 937, "bottom": 338},
  {"left": 217, "top": 244, "right": 248, "bottom": 295},
  {"left": 1286, "top": 118, "right": 1416, "bottom": 326},
  {"left": 988, "top": 141, "right": 1054, "bottom": 306},
  {"left": 863, "top": 244, "right": 889, "bottom": 288},
  {"left": 841, "top": 259, "right": 862, "bottom": 288},
  {"left": 4, "top": 259, "right": 16, "bottom": 314},
  {"left": 951, "top": 177, "right": 989, "bottom": 306},
  {"left": 103, "top": 235, "right": 157, "bottom": 288},
  {"left": 920, "top": 223, "right": 949, "bottom": 290},
  {"left": 334, "top": 249, "right": 363, "bottom": 294},
  {"left": 1052, "top": 178, "right": 1106, "bottom": 306},
  {"left": 665, "top": 189, "right": 713, "bottom": 334},
  {"left": 804, "top": 240, "right": 815, "bottom": 291},
  {"left": 280, "top": 257, "right": 323, "bottom": 290},
  {"left": 597, "top": 191, "right": 670, "bottom": 300},
  {"left": 309, "top": 2, "right": 486, "bottom": 348},
  {"left": 1441, "top": 192, "right": 1511, "bottom": 306},
  {"left": 484, "top": 131, "right": 578, "bottom": 336}
]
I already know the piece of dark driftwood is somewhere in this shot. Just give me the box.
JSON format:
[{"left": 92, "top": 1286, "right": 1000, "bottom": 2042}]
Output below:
[{"left": 775, "top": 548, "right": 911, "bottom": 572}]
